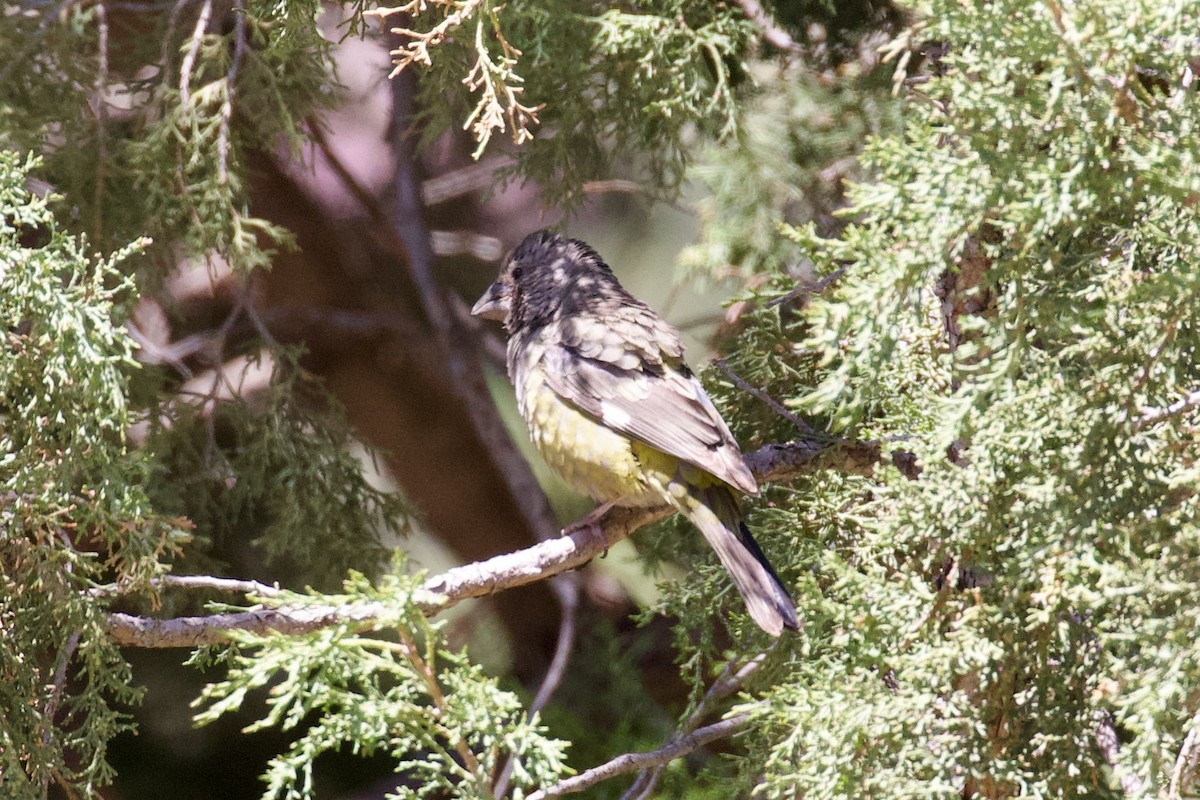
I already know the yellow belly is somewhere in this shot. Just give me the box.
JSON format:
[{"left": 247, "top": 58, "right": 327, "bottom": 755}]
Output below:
[{"left": 521, "top": 376, "right": 672, "bottom": 507}]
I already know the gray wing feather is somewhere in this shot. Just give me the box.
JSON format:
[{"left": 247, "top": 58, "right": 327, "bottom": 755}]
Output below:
[{"left": 541, "top": 338, "right": 758, "bottom": 496}]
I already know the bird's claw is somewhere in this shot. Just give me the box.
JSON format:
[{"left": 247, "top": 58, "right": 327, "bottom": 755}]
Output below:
[{"left": 566, "top": 500, "right": 615, "bottom": 553}]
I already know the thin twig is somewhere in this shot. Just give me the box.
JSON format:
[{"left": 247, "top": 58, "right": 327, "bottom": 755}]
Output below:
[
  {"left": 395, "top": 627, "right": 495, "bottom": 798},
  {"left": 531, "top": 577, "right": 580, "bottom": 713},
  {"left": 199, "top": 297, "right": 248, "bottom": 463},
  {"left": 42, "top": 531, "right": 82, "bottom": 783},
  {"left": 92, "top": 2, "right": 109, "bottom": 241},
  {"left": 1170, "top": 62, "right": 1196, "bottom": 111},
  {"left": 712, "top": 358, "right": 819, "bottom": 437},
  {"left": 49, "top": 765, "right": 83, "bottom": 800},
  {"left": 216, "top": 0, "right": 246, "bottom": 185},
  {"left": 159, "top": 0, "right": 196, "bottom": 81},
  {"left": 765, "top": 267, "right": 847, "bottom": 308},
  {"left": 179, "top": 0, "right": 213, "bottom": 105},
  {"left": 42, "top": 629, "right": 81, "bottom": 752},
  {"left": 104, "top": 438, "right": 879, "bottom": 648},
  {"left": 1095, "top": 710, "right": 1146, "bottom": 796},
  {"left": 672, "top": 312, "right": 726, "bottom": 332},
  {"left": 493, "top": 572, "right": 580, "bottom": 797},
  {"left": 41, "top": 624, "right": 81, "bottom": 795},
  {"left": 527, "top": 713, "right": 752, "bottom": 799},
  {"left": 125, "top": 318, "right": 203, "bottom": 379}
]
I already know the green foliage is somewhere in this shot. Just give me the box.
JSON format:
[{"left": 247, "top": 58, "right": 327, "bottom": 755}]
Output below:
[
  {"left": 680, "top": 57, "right": 901, "bottom": 282},
  {"left": 7, "top": 0, "right": 1199, "bottom": 797},
  {"left": 621, "top": 0, "right": 1200, "bottom": 795},
  {"left": 0, "top": 1, "right": 336, "bottom": 269},
  {"left": 143, "top": 360, "right": 407, "bottom": 588},
  {"left": 0, "top": 152, "right": 188, "bottom": 798},
  {"left": 694, "top": 0, "right": 1200, "bottom": 795},
  {"left": 1, "top": 3, "right": 416, "bottom": 791},
  {"left": 387, "top": 0, "right": 754, "bottom": 205},
  {"left": 194, "top": 570, "right": 570, "bottom": 800}
]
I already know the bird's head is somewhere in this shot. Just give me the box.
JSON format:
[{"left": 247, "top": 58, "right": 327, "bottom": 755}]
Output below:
[{"left": 472, "top": 229, "right": 617, "bottom": 333}]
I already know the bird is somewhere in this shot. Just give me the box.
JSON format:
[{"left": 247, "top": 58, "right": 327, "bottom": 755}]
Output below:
[{"left": 471, "top": 229, "right": 799, "bottom": 636}]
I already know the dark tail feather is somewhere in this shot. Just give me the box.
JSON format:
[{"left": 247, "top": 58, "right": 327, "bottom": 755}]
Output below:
[{"left": 682, "top": 486, "right": 800, "bottom": 637}]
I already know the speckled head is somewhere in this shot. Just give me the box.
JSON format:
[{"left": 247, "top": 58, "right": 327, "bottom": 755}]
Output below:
[{"left": 471, "top": 229, "right": 622, "bottom": 333}]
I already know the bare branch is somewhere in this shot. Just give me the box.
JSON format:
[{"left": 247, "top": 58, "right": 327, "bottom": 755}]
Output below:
[
  {"left": 1095, "top": 711, "right": 1146, "bottom": 796},
  {"left": 746, "top": 438, "right": 882, "bottom": 483},
  {"left": 90, "top": 575, "right": 283, "bottom": 599},
  {"left": 104, "top": 438, "right": 880, "bottom": 649},
  {"left": 733, "top": 0, "right": 800, "bottom": 54},
  {"left": 582, "top": 179, "right": 647, "bottom": 195},
  {"left": 421, "top": 158, "right": 510, "bottom": 206},
  {"left": 1135, "top": 388, "right": 1200, "bottom": 429},
  {"left": 105, "top": 503, "right": 649, "bottom": 648},
  {"left": 623, "top": 652, "right": 766, "bottom": 799},
  {"left": 216, "top": 0, "right": 247, "bottom": 186},
  {"left": 430, "top": 229, "right": 504, "bottom": 261},
  {"left": 527, "top": 713, "right": 752, "bottom": 800},
  {"left": 1169, "top": 709, "right": 1200, "bottom": 800},
  {"left": 179, "top": 0, "right": 213, "bottom": 106}
]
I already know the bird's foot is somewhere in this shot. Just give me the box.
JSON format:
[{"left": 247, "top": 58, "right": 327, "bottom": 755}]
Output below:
[{"left": 565, "top": 500, "right": 616, "bottom": 555}]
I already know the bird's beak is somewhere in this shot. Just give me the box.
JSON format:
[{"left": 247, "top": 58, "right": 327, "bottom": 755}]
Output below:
[{"left": 471, "top": 282, "right": 510, "bottom": 321}]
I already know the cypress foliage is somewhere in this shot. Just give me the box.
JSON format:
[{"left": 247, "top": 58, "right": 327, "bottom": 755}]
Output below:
[
  {"left": 2, "top": 0, "right": 1198, "bottom": 797},
  {"left": 697, "top": 0, "right": 1200, "bottom": 795}
]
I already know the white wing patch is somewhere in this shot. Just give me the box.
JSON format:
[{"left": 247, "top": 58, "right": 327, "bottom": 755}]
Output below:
[{"left": 599, "top": 400, "right": 633, "bottom": 428}]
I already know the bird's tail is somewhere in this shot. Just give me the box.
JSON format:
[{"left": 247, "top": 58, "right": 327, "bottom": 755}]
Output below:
[{"left": 679, "top": 485, "right": 800, "bottom": 637}]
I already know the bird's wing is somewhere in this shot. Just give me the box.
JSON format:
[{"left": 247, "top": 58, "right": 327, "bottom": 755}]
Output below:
[{"left": 541, "top": 314, "right": 758, "bottom": 496}]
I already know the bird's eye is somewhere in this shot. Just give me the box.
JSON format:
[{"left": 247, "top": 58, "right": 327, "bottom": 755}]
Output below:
[{"left": 511, "top": 266, "right": 524, "bottom": 280}]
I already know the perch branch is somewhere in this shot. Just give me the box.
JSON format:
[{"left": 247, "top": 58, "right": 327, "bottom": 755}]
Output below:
[{"left": 105, "top": 438, "right": 885, "bottom": 649}]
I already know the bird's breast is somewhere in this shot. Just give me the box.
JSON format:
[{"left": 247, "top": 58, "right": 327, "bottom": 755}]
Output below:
[{"left": 517, "top": 363, "right": 665, "bottom": 507}]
